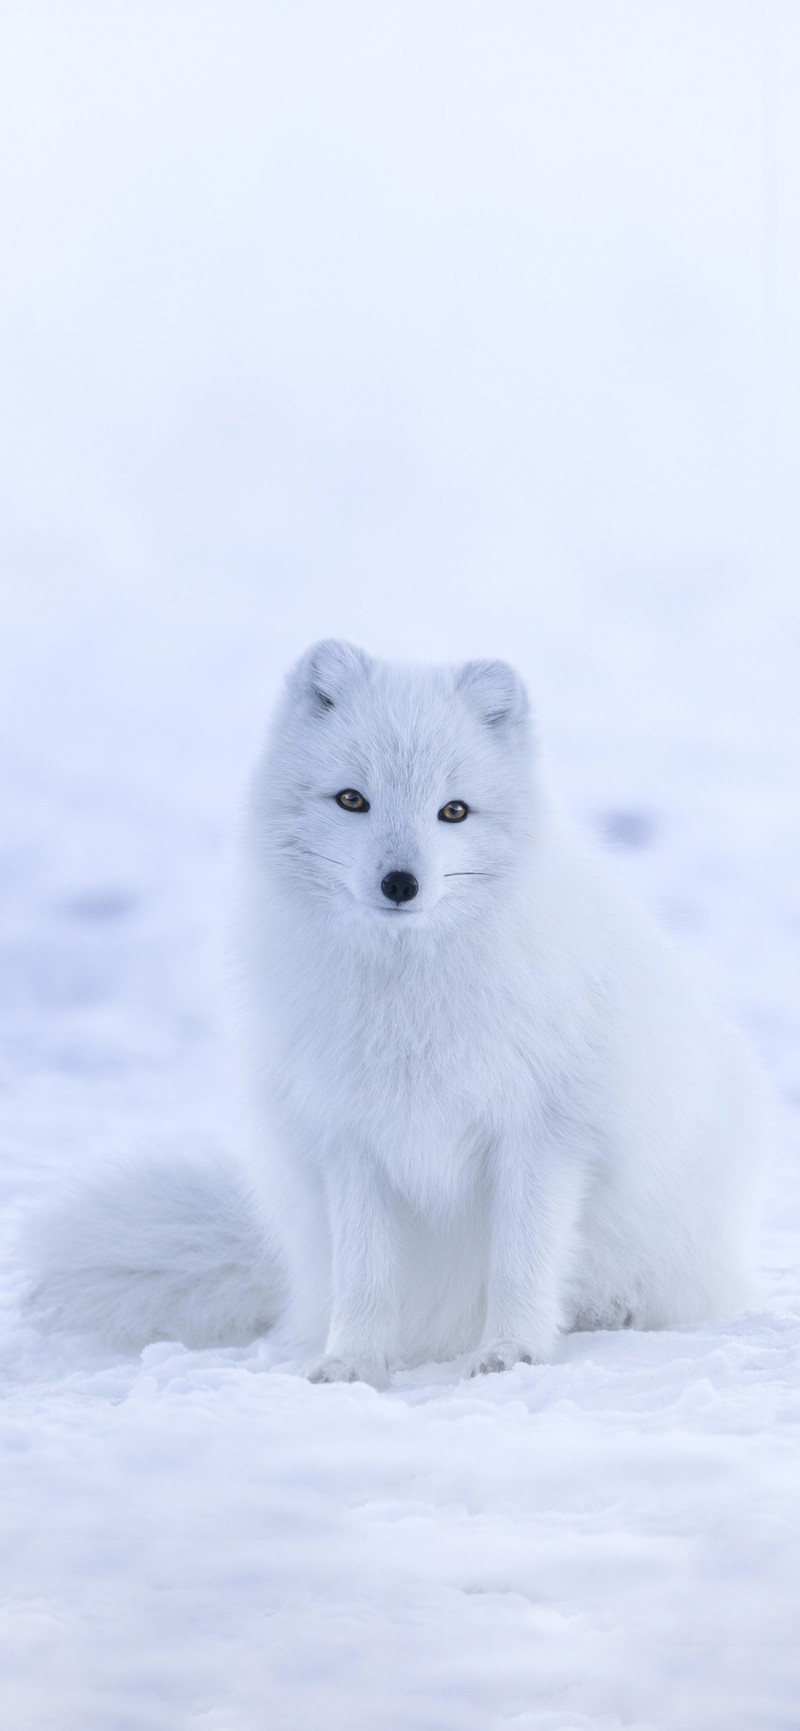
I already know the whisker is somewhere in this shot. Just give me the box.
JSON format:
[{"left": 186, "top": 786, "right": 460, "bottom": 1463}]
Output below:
[
  {"left": 291, "top": 848, "right": 347, "bottom": 869},
  {"left": 443, "top": 871, "right": 496, "bottom": 878}
]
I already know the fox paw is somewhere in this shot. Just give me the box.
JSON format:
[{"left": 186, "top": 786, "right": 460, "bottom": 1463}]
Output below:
[
  {"left": 306, "top": 1355, "right": 388, "bottom": 1388},
  {"left": 469, "top": 1340, "right": 535, "bottom": 1377}
]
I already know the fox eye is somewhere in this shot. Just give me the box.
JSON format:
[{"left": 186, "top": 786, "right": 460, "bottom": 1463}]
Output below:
[
  {"left": 335, "top": 788, "right": 370, "bottom": 813},
  {"left": 438, "top": 800, "right": 469, "bottom": 823}
]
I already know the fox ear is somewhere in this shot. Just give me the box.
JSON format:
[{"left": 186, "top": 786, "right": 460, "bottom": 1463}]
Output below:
[
  {"left": 290, "top": 639, "right": 372, "bottom": 713},
  {"left": 456, "top": 659, "right": 528, "bottom": 730}
]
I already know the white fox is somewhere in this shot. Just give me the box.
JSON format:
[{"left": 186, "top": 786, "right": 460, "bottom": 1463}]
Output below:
[{"left": 26, "top": 641, "right": 765, "bottom": 1382}]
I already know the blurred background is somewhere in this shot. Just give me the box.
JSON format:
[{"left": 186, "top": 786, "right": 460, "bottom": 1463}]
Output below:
[{"left": 0, "top": 4, "right": 797, "bottom": 1211}]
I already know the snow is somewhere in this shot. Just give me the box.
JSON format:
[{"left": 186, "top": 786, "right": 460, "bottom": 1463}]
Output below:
[{"left": 1, "top": 5, "right": 799, "bottom": 1728}]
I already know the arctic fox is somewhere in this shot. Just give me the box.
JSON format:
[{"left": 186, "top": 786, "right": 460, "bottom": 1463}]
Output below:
[{"left": 26, "top": 641, "right": 765, "bottom": 1381}]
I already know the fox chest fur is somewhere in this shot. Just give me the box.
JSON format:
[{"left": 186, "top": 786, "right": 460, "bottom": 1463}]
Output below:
[{"left": 253, "top": 898, "right": 593, "bottom": 1210}]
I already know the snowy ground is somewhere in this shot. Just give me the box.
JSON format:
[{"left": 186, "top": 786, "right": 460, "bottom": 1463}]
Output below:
[
  {"left": 2, "top": 7, "right": 800, "bottom": 1729},
  {"left": 4, "top": 576, "right": 800, "bottom": 1731}
]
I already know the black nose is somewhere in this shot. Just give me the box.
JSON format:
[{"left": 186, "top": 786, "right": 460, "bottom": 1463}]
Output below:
[{"left": 381, "top": 869, "right": 419, "bottom": 905}]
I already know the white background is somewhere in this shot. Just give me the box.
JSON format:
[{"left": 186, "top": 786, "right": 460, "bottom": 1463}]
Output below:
[{"left": 1, "top": 6, "right": 798, "bottom": 1728}]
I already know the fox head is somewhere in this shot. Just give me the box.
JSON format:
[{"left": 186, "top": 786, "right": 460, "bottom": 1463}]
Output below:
[{"left": 256, "top": 639, "right": 537, "bottom": 928}]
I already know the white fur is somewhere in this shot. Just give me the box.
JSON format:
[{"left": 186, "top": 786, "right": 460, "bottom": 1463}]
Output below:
[
  {"left": 25, "top": 641, "right": 766, "bottom": 1379},
  {"left": 240, "top": 641, "right": 766, "bottom": 1383},
  {"left": 23, "top": 1145, "right": 282, "bottom": 1350}
]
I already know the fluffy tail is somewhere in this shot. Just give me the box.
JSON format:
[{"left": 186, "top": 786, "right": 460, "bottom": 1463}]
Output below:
[{"left": 21, "top": 1145, "right": 284, "bottom": 1351}]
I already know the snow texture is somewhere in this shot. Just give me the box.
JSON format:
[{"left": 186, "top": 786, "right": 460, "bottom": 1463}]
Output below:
[{"left": 1, "top": 5, "right": 799, "bottom": 1728}]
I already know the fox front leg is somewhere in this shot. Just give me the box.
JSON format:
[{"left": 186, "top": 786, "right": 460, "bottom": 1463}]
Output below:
[
  {"left": 470, "top": 1130, "right": 586, "bottom": 1376},
  {"left": 306, "top": 1154, "right": 398, "bottom": 1389}
]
